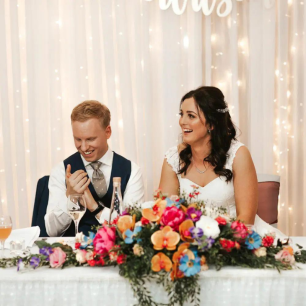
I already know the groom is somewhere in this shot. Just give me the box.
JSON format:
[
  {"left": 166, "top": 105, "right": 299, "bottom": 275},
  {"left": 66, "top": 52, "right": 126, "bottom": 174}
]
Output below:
[{"left": 45, "top": 100, "right": 145, "bottom": 236}]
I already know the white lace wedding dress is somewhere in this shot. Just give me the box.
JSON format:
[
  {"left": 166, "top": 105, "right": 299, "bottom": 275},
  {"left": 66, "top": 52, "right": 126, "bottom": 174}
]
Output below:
[{"left": 165, "top": 140, "right": 287, "bottom": 240}]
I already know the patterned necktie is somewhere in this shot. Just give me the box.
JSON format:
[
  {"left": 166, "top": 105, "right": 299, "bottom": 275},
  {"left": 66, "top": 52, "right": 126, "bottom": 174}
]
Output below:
[{"left": 90, "top": 161, "right": 107, "bottom": 198}]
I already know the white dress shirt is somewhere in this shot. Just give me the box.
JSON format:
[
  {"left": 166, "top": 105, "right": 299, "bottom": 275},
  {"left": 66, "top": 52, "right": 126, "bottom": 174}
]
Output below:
[{"left": 45, "top": 148, "right": 145, "bottom": 237}]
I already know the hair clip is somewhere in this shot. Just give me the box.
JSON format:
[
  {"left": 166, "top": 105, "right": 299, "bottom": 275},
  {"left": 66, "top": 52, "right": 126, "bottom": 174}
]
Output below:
[{"left": 216, "top": 108, "right": 229, "bottom": 113}]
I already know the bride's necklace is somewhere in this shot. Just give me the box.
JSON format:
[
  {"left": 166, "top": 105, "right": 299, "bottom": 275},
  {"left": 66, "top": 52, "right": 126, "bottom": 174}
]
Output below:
[{"left": 192, "top": 158, "right": 208, "bottom": 174}]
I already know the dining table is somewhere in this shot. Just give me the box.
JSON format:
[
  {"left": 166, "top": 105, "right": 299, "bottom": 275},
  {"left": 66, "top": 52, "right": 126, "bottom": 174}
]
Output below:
[{"left": 1, "top": 237, "right": 306, "bottom": 306}]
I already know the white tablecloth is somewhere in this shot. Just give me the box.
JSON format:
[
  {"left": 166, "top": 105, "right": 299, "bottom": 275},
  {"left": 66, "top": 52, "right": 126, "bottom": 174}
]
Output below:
[{"left": 1, "top": 237, "right": 306, "bottom": 306}]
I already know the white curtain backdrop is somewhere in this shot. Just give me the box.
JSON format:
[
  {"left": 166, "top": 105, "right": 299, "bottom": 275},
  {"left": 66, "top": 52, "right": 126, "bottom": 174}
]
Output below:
[{"left": 0, "top": 0, "right": 305, "bottom": 236}]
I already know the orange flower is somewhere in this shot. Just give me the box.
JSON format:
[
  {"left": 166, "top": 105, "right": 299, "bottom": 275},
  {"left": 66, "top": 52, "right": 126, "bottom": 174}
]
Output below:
[
  {"left": 170, "top": 262, "right": 184, "bottom": 280},
  {"left": 151, "top": 226, "right": 180, "bottom": 251},
  {"left": 142, "top": 199, "right": 167, "bottom": 222},
  {"left": 117, "top": 215, "right": 136, "bottom": 239},
  {"left": 283, "top": 246, "right": 294, "bottom": 255},
  {"left": 151, "top": 252, "right": 172, "bottom": 272},
  {"left": 179, "top": 220, "right": 195, "bottom": 242}
]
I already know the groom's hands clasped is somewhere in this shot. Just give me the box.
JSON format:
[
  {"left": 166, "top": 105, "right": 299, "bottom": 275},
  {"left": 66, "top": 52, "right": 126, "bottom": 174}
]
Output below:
[{"left": 65, "top": 164, "right": 91, "bottom": 197}]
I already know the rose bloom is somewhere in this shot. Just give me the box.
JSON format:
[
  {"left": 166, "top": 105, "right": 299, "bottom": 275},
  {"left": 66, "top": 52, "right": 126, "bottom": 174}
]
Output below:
[
  {"left": 220, "top": 239, "right": 236, "bottom": 252},
  {"left": 49, "top": 247, "right": 67, "bottom": 268},
  {"left": 215, "top": 216, "right": 227, "bottom": 226},
  {"left": 93, "top": 226, "right": 116, "bottom": 255},
  {"left": 133, "top": 244, "right": 144, "bottom": 256},
  {"left": 75, "top": 242, "right": 81, "bottom": 249},
  {"left": 262, "top": 236, "right": 274, "bottom": 247},
  {"left": 254, "top": 247, "right": 267, "bottom": 257},
  {"left": 160, "top": 206, "right": 185, "bottom": 231},
  {"left": 196, "top": 216, "right": 220, "bottom": 239},
  {"left": 76, "top": 249, "right": 87, "bottom": 264},
  {"left": 230, "top": 221, "right": 249, "bottom": 239},
  {"left": 117, "top": 254, "right": 127, "bottom": 265},
  {"left": 275, "top": 247, "right": 295, "bottom": 265}
]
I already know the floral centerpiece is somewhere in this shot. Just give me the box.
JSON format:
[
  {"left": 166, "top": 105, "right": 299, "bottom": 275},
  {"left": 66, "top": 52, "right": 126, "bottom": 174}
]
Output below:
[{"left": 1, "top": 188, "right": 306, "bottom": 306}]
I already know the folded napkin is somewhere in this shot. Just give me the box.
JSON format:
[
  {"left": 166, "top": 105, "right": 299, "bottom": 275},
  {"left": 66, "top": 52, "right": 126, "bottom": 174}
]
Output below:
[{"left": 4, "top": 226, "right": 41, "bottom": 249}]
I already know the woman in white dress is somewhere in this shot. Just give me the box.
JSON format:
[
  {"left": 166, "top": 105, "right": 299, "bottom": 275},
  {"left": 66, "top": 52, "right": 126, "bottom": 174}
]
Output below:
[{"left": 159, "top": 86, "right": 285, "bottom": 237}]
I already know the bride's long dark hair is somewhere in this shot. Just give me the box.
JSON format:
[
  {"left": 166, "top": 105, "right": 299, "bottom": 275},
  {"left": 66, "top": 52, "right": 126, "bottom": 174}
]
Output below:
[{"left": 178, "top": 86, "right": 237, "bottom": 182}]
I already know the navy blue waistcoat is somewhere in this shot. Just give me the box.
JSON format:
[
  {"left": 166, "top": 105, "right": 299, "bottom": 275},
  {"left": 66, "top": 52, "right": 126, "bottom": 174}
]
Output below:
[{"left": 63, "top": 152, "right": 131, "bottom": 236}]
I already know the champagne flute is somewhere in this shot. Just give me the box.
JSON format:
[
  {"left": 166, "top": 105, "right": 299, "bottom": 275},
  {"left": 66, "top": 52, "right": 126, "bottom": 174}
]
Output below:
[
  {"left": 0, "top": 215, "right": 12, "bottom": 258},
  {"left": 67, "top": 194, "right": 86, "bottom": 236}
]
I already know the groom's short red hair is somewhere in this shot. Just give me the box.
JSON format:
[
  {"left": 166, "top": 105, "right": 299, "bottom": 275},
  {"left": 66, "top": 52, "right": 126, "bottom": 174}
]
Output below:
[{"left": 71, "top": 100, "right": 111, "bottom": 128}]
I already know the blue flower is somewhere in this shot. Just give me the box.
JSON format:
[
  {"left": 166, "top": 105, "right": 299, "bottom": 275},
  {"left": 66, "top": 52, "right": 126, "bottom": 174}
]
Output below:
[
  {"left": 81, "top": 231, "right": 95, "bottom": 249},
  {"left": 179, "top": 255, "right": 201, "bottom": 277},
  {"left": 166, "top": 197, "right": 184, "bottom": 208},
  {"left": 245, "top": 231, "right": 262, "bottom": 250},
  {"left": 29, "top": 256, "right": 40, "bottom": 269},
  {"left": 39, "top": 247, "right": 53, "bottom": 261},
  {"left": 124, "top": 227, "right": 142, "bottom": 244}
]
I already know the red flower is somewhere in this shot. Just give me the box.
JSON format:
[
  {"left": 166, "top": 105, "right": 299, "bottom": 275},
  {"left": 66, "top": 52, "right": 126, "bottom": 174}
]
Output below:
[
  {"left": 117, "top": 254, "right": 127, "bottom": 265},
  {"left": 87, "top": 260, "right": 96, "bottom": 267},
  {"left": 189, "top": 193, "right": 195, "bottom": 198},
  {"left": 220, "top": 238, "right": 236, "bottom": 252},
  {"left": 111, "top": 216, "right": 120, "bottom": 225},
  {"left": 75, "top": 242, "right": 81, "bottom": 249},
  {"left": 215, "top": 216, "right": 227, "bottom": 226},
  {"left": 141, "top": 217, "right": 150, "bottom": 225},
  {"left": 160, "top": 206, "right": 185, "bottom": 231},
  {"left": 262, "top": 236, "right": 274, "bottom": 247},
  {"left": 194, "top": 192, "right": 200, "bottom": 196}
]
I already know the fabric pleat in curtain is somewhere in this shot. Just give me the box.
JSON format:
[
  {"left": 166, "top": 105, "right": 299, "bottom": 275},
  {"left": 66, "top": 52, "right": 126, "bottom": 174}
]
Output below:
[{"left": 0, "top": 0, "right": 305, "bottom": 236}]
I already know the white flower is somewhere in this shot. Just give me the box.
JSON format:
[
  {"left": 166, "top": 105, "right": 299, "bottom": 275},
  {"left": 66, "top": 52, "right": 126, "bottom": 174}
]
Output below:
[
  {"left": 75, "top": 250, "right": 87, "bottom": 264},
  {"left": 196, "top": 216, "right": 220, "bottom": 239},
  {"left": 75, "top": 232, "right": 85, "bottom": 243},
  {"left": 254, "top": 247, "right": 267, "bottom": 257}
]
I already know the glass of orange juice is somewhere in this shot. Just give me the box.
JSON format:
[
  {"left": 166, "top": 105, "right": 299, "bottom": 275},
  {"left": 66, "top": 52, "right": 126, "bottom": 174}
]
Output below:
[{"left": 0, "top": 215, "right": 12, "bottom": 257}]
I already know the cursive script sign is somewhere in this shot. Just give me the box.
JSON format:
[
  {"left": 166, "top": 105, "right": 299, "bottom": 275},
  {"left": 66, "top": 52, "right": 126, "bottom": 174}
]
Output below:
[{"left": 145, "top": 0, "right": 234, "bottom": 17}]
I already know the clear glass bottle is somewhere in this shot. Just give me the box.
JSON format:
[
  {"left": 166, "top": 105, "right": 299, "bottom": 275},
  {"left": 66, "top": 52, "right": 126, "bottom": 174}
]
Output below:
[{"left": 110, "top": 177, "right": 123, "bottom": 216}]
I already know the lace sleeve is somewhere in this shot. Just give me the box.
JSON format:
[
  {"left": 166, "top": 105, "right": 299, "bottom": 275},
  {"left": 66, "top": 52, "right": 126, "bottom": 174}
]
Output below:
[
  {"left": 225, "top": 141, "right": 245, "bottom": 170},
  {"left": 165, "top": 146, "right": 180, "bottom": 174}
]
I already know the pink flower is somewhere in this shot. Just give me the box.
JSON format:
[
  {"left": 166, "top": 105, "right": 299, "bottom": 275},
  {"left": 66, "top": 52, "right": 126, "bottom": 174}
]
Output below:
[
  {"left": 49, "top": 247, "right": 67, "bottom": 268},
  {"left": 93, "top": 226, "right": 116, "bottom": 255},
  {"left": 230, "top": 220, "right": 249, "bottom": 239},
  {"left": 275, "top": 246, "right": 295, "bottom": 265},
  {"left": 160, "top": 206, "right": 185, "bottom": 231}
]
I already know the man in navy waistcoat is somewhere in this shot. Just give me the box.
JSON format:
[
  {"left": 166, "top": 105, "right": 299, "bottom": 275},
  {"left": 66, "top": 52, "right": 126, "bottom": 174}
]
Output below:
[{"left": 45, "top": 100, "right": 145, "bottom": 236}]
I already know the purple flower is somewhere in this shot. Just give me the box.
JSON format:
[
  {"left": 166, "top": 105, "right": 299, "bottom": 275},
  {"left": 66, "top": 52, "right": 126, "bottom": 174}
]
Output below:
[
  {"left": 198, "top": 237, "right": 215, "bottom": 251},
  {"left": 39, "top": 247, "right": 53, "bottom": 261},
  {"left": 29, "top": 256, "right": 40, "bottom": 269},
  {"left": 190, "top": 227, "right": 204, "bottom": 239},
  {"left": 121, "top": 209, "right": 130, "bottom": 216},
  {"left": 186, "top": 207, "right": 202, "bottom": 222},
  {"left": 17, "top": 259, "right": 24, "bottom": 272}
]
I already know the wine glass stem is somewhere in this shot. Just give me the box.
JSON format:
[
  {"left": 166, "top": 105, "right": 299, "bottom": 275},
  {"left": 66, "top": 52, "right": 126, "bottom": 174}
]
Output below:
[{"left": 74, "top": 220, "right": 79, "bottom": 236}]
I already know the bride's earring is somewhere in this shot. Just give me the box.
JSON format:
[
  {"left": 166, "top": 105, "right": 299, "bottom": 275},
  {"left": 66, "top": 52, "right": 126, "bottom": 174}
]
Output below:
[{"left": 207, "top": 129, "right": 211, "bottom": 134}]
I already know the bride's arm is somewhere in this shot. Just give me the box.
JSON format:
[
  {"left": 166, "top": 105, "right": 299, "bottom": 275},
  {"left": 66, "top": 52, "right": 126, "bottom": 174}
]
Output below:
[
  {"left": 232, "top": 146, "right": 258, "bottom": 224},
  {"left": 159, "top": 159, "right": 180, "bottom": 196}
]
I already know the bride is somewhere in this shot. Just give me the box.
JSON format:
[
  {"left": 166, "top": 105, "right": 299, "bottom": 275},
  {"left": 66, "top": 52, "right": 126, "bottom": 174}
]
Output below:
[{"left": 159, "top": 86, "right": 285, "bottom": 238}]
